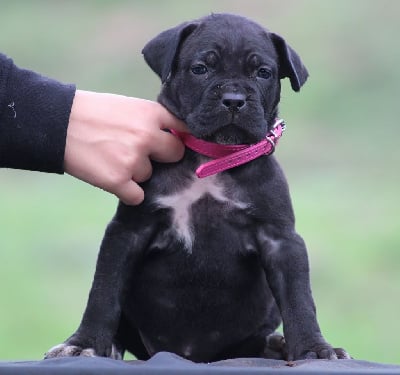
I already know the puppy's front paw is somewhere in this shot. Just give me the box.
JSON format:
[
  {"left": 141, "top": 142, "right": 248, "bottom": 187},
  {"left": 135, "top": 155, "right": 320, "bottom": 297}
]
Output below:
[
  {"left": 333, "top": 347, "right": 352, "bottom": 359},
  {"left": 44, "top": 342, "right": 122, "bottom": 360},
  {"left": 295, "top": 343, "right": 351, "bottom": 360},
  {"left": 44, "top": 343, "right": 96, "bottom": 358}
]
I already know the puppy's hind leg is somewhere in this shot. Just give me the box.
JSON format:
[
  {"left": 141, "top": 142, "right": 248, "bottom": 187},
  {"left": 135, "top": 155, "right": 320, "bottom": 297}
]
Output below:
[
  {"left": 114, "top": 313, "right": 150, "bottom": 360},
  {"left": 216, "top": 326, "right": 286, "bottom": 361},
  {"left": 263, "top": 332, "right": 287, "bottom": 360}
]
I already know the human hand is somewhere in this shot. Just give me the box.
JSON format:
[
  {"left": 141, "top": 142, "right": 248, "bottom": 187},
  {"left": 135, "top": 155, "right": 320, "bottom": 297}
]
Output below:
[{"left": 64, "top": 90, "right": 187, "bottom": 205}]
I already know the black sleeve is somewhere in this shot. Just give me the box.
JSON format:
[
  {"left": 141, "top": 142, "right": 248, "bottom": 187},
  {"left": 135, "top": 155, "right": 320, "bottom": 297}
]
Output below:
[{"left": 0, "top": 53, "right": 76, "bottom": 174}]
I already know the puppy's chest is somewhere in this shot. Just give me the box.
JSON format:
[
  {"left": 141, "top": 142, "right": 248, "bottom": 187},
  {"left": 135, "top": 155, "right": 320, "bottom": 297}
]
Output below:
[{"left": 154, "top": 174, "right": 250, "bottom": 251}]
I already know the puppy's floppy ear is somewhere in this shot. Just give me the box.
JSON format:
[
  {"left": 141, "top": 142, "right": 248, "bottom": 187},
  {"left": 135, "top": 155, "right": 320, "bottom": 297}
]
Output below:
[
  {"left": 142, "top": 22, "right": 199, "bottom": 83},
  {"left": 270, "top": 33, "right": 309, "bottom": 92}
]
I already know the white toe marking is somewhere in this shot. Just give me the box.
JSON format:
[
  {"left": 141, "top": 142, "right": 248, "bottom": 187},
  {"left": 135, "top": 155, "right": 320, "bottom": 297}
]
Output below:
[
  {"left": 80, "top": 348, "right": 96, "bottom": 357},
  {"left": 45, "top": 343, "right": 81, "bottom": 358}
]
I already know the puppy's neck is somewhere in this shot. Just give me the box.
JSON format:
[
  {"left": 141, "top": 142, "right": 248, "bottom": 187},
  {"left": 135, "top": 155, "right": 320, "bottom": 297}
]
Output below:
[{"left": 171, "top": 118, "right": 285, "bottom": 178}]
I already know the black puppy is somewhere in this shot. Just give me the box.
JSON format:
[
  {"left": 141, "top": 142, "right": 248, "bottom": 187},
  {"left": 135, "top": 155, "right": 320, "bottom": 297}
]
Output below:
[{"left": 46, "top": 14, "right": 349, "bottom": 362}]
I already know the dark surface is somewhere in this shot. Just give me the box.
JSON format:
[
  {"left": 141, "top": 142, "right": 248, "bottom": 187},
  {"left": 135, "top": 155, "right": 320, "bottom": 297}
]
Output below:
[{"left": 1, "top": 352, "right": 399, "bottom": 375}]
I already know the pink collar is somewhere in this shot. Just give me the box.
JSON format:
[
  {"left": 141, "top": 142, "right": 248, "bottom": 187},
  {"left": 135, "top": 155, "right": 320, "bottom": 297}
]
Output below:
[{"left": 171, "top": 118, "right": 285, "bottom": 178}]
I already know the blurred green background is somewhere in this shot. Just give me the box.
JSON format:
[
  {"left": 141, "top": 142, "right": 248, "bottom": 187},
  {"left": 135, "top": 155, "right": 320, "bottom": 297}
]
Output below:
[{"left": 1, "top": 0, "right": 399, "bottom": 365}]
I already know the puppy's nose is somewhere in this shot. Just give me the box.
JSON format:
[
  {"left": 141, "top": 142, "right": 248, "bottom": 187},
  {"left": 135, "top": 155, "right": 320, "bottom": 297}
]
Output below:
[{"left": 222, "top": 92, "right": 246, "bottom": 111}]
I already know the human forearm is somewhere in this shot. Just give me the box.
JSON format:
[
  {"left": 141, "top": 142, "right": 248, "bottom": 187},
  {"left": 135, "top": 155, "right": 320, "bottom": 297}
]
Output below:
[{"left": 0, "top": 53, "right": 75, "bottom": 173}]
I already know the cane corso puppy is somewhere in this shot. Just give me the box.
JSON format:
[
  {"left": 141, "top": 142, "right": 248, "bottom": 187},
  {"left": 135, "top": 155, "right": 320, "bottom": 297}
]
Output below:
[{"left": 46, "top": 13, "right": 349, "bottom": 362}]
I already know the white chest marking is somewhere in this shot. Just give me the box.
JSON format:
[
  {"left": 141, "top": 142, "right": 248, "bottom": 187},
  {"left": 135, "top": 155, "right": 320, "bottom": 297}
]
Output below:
[{"left": 156, "top": 175, "right": 246, "bottom": 251}]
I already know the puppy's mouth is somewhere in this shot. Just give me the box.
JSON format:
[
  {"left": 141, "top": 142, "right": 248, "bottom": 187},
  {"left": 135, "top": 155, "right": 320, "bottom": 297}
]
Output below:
[{"left": 204, "top": 125, "right": 260, "bottom": 145}]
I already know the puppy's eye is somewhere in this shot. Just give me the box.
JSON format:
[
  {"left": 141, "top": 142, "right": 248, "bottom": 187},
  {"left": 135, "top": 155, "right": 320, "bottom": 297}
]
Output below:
[
  {"left": 257, "top": 68, "right": 272, "bottom": 79},
  {"left": 191, "top": 64, "right": 208, "bottom": 75}
]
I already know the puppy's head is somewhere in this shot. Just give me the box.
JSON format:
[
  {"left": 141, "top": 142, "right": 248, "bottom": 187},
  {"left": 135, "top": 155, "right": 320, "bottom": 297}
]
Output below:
[{"left": 143, "top": 13, "right": 308, "bottom": 144}]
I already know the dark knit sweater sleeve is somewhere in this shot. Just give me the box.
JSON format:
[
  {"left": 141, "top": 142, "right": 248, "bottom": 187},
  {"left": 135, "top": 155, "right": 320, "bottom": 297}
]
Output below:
[{"left": 0, "top": 53, "right": 76, "bottom": 173}]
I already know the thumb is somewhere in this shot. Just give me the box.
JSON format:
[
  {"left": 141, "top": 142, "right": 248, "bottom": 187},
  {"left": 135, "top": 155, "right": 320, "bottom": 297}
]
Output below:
[
  {"left": 166, "top": 117, "right": 188, "bottom": 133},
  {"left": 114, "top": 180, "right": 145, "bottom": 205}
]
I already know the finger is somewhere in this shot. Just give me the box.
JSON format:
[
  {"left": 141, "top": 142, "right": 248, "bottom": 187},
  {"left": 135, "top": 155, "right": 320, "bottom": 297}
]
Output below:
[
  {"left": 114, "top": 180, "right": 145, "bottom": 206},
  {"left": 130, "top": 156, "right": 153, "bottom": 183},
  {"left": 149, "top": 130, "right": 186, "bottom": 163}
]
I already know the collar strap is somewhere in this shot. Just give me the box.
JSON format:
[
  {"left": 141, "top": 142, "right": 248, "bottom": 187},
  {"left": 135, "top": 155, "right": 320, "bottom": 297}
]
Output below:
[{"left": 171, "top": 118, "right": 285, "bottom": 178}]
